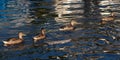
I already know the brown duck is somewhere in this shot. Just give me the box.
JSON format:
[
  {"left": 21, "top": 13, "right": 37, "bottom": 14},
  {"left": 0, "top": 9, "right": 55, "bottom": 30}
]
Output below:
[
  {"left": 59, "top": 20, "right": 77, "bottom": 31},
  {"left": 3, "top": 32, "right": 26, "bottom": 46},
  {"left": 102, "top": 12, "right": 115, "bottom": 24},
  {"left": 33, "top": 28, "right": 46, "bottom": 43}
]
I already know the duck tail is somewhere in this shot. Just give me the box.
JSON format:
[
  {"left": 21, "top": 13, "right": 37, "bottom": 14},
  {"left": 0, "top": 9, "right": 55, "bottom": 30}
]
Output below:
[
  {"left": 2, "top": 41, "right": 8, "bottom": 44},
  {"left": 33, "top": 37, "right": 37, "bottom": 43},
  {"left": 33, "top": 37, "right": 37, "bottom": 40}
]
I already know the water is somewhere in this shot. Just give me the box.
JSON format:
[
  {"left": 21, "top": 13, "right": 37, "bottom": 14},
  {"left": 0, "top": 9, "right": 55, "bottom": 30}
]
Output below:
[{"left": 0, "top": 0, "right": 120, "bottom": 60}]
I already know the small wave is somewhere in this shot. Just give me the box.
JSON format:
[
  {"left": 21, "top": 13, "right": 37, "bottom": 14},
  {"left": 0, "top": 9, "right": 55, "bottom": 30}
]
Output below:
[{"left": 46, "top": 39, "right": 71, "bottom": 45}]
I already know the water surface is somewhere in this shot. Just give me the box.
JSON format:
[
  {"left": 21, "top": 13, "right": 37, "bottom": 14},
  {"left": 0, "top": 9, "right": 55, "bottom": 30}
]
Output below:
[{"left": 0, "top": 0, "right": 120, "bottom": 60}]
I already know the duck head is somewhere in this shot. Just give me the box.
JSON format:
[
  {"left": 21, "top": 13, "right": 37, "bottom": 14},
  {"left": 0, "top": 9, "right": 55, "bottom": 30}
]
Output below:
[
  {"left": 110, "top": 12, "right": 116, "bottom": 17},
  {"left": 41, "top": 28, "right": 46, "bottom": 35},
  {"left": 18, "top": 32, "right": 26, "bottom": 39},
  {"left": 70, "top": 20, "right": 78, "bottom": 26}
]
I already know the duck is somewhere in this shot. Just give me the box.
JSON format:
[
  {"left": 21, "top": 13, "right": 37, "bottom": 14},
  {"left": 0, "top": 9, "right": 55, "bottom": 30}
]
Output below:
[
  {"left": 102, "top": 12, "right": 115, "bottom": 22},
  {"left": 3, "top": 32, "right": 26, "bottom": 46},
  {"left": 100, "top": 12, "right": 116, "bottom": 24},
  {"left": 59, "top": 20, "right": 77, "bottom": 31},
  {"left": 33, "top": 28, "right": 46, "bottom": 43}
]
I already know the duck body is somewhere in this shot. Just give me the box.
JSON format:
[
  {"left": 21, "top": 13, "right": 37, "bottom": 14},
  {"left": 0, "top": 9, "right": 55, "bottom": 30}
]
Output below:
[
  {"left": 33, "top": 28, "right": 46, "bottom": 42},
  {"left": 33, "top": 34, "right": 45, "bottom": 42},
  {"left": 3, "top": 32, "right": 26, "bottom": 46},
  {"left": 102, "top": 16, "right": 114, "bottom": 22},
  {"left": 3, "top": 38, "right": 23, "bottom": 46},
  {"left": 59, "top": 20, "right": 76, "bottom": 31},
  {"left": 101, "top": 16, "right": 114, "bottom": 24},
  {"left": 59, "top": 24, "right": 75, "bottom": 31},
  {"left": 102, "top": 12, "right": 115, "bottom": 22},
  {"left": 101, "top": 12, "right": 115, "bottom": 24}
]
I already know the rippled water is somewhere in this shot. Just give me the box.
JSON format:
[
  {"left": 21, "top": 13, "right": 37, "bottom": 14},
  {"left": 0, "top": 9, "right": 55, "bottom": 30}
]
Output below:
[{"left": 0, "top": 0, "right": 120, "bottom": 60}]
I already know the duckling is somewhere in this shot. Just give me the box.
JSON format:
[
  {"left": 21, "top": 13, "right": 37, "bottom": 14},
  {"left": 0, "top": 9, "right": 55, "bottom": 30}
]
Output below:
[
  {"left": 59, "top": 20, "right": 77, "bottom": 31},
  {"left": 33, "top": 28, "right": 46, "bottom": 42},
  {"left": 102, "top": 12, "right": 115, "bottom": 22},
  {"left": 3, "top": 32, "right": 26, "bottom": 46}
]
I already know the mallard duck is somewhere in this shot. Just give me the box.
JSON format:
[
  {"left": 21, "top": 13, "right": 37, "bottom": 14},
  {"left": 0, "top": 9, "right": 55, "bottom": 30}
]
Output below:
[
  {"left": 59, "top": 20, "right": 77, "bottom": 31},
  {"left": 3, "top": 32, "right": 26, "bottom": 46},
  {"left": 100, "top": 12, "right": 116, "bottom": 24},
  {"left": 102, "top": 12, "right": 115, "bottom": 22},
  {"left": 33, "top": 28, "right": 46, "bottom": 42}
]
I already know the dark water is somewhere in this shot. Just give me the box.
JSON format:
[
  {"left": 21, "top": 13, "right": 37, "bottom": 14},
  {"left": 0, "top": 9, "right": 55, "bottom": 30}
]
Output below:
[{"left": 0, "top": 0, "right": 120, "bottom": 60}]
